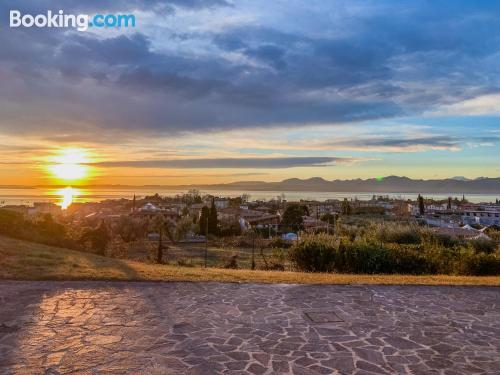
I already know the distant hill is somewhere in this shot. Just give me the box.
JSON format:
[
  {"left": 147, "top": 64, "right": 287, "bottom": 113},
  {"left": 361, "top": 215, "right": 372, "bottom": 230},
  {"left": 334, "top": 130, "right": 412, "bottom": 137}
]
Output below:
[
  {"left": 4, "top": 176, "right": 500, "bottom": 194},
  {"left": 187, "top": 176, "right": 500, "bottom": 194}
]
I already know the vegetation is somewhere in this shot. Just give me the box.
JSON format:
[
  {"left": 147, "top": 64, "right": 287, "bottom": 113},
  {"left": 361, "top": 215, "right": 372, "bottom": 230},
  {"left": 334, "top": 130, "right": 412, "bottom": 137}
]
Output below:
[
  {"left": 195, "top": 199, "right": 219, "bottom": 236},
  {"left": 281, "top": 204, "right": 309, "bottom": 231},
  {"left": 1, "top": 236, "right": 498, "bottom": 285},
  {"left": 289, "top": 224, "right": 500, "bottom": 276},
  {"left": 1, "top": 203, "right": 498, "bottom": 278},
  {"left": 341, "top": 199, "right": 352, "bottom": 215},
  {"left": 418, "top": 194, "right": 425, "bottom": 215},
  {"left": 0, "top": 209, "right": 76, "bottom": 249}
]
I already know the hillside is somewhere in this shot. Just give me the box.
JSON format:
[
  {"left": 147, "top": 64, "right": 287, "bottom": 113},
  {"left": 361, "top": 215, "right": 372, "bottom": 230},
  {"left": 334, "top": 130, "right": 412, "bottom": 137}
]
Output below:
[{"left": 0, "top": 236, "right": 499, "bottom": 285}]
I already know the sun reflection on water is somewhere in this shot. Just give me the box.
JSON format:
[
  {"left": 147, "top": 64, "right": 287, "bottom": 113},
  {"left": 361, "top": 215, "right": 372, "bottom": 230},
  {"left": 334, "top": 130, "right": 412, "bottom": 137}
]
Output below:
[{"left": 57, "top": 187, "right": 81, "bottom": 209}]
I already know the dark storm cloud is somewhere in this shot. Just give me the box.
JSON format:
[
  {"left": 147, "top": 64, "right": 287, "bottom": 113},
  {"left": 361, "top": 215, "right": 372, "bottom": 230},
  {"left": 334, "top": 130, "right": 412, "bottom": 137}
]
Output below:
[
  {"left": 1, "top": 0, "right": 500, "bottom": 137},
  {"left": 343, "top": 136, "right": 461, "bottom": 149},
  {"left": 92, "top": 157, "right": 350, "bottom": 169},
  {"left": 323, "top": 134, "right": 500, "bottom": 151}
]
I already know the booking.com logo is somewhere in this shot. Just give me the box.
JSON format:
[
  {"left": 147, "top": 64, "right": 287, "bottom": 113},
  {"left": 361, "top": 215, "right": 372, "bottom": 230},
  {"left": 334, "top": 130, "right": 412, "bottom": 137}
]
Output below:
[{"left": 10, "top": 10, "right": 136, "bottom": 32}]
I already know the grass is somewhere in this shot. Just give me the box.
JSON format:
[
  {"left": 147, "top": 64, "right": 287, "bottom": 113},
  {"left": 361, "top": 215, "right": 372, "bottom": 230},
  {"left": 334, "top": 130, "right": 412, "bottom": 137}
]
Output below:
[{"left": 0, "top": 235, "right": 499, "bottom": 285}]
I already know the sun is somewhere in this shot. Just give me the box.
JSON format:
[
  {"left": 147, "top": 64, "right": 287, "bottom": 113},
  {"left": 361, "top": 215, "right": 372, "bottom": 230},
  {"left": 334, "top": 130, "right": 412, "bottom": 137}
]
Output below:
[{"left": 49, "top": 148, "right": 89, "bottom": 181}]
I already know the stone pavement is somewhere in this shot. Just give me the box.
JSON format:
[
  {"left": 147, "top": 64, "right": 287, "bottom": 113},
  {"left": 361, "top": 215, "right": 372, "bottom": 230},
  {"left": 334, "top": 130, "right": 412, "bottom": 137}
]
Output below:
[{"left": 0, "top": 281, "right": 499, "bottom": 374}]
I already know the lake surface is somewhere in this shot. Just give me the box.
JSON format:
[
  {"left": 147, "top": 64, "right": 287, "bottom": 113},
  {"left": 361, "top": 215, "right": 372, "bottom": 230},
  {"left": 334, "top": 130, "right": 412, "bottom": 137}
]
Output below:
[{"left": 0, "top": 187, "right": 498, "bottom": 207}]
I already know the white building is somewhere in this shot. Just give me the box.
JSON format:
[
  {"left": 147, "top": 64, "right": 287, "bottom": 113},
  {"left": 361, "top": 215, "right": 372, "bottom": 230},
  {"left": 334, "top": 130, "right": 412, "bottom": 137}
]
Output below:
[{"left": 462, "top": 210, "right": 500, "bottom": 226}]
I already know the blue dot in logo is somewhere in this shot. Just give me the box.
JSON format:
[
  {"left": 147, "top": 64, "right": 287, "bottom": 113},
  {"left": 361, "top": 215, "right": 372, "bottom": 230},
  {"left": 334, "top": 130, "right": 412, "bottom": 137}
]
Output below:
[{"left": 89, "top": 22, "right": 93, "bottom": 27}]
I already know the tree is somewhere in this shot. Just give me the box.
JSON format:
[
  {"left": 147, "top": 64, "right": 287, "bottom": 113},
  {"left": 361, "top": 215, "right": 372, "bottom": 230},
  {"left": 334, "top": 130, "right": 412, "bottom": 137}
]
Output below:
[
  {"left": 341, "top": 199, "right": 352, "bottom": 215},
  {"left": 150, "top": 214, "right": 176, "bottom": 264},
  {"left": 175, "top": 217, "right": 194, "bottom": 241},
  {"left": 320, "top": 213, "right": 336, "bottom": 225},
  {"left": 219, "top": 217, "right": 242, "bottom": 237},
  {"left": 282, "top": 204, "right": 308, "bottom": 231},
  {"left": 208, "top": 199, "right": 218, "bottom": 235},
  {"left": 116, "top": 216, "right": 147, "bottom": 243},
  {"left": 81, "top": 220, "right": 109, "bottom": 256},
  {"left": 38, "top": 214, "right": 66, "bottom": 239},
  {"left": 188, "top": 189, "right": 202, "bottom": 204},
  {"left": 198, "top": 206, "right": 210, "bottom": 236},
  {"left": 418, "top": 194, "right": 425, "bottom": 215}
]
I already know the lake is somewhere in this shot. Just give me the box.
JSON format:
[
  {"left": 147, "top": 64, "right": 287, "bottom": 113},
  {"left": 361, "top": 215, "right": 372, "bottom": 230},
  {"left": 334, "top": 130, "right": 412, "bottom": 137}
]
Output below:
[{"left": 0, "top": 187, "right": 498, "bottom": 207}]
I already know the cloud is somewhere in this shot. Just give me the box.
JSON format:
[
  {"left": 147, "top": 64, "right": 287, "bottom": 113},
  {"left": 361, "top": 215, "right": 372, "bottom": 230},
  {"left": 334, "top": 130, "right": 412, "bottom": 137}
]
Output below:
[
  {"left": 91, "top": 156, "right": 353, "bottom": 169},
  {"left": 0, "top": 0, "right": 500, "bottom": 139},
  {"left": 429, "top": 94, "right": 500, "bottom": 116},
  {"left": 323, "top": 135, "right": 462, "bottom": 152},
  {"left": 106, "top": 172, "right": 269, "bottom": 178}
]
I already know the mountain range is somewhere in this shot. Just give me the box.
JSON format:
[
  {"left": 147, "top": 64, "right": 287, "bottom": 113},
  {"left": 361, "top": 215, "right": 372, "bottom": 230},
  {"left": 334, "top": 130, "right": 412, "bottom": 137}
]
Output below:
[
  {"left": 186, "top": 176, "right": 500, "bottom": 194},
  {"left": 5, "top": 176, "right": 500, "bottom": 194}
]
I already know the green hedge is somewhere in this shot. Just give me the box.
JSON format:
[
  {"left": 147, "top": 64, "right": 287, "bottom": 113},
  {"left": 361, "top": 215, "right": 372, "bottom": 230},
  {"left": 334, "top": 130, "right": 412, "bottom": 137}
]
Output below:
[{"left": 289, "top": 233, "right": 500, "bottom": 275}]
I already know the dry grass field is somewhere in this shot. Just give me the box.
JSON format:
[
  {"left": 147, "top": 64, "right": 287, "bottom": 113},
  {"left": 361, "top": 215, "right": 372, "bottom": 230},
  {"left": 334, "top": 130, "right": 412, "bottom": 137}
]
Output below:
[{"left": 1, "top": 235, "right": 499, "bottom": 285}]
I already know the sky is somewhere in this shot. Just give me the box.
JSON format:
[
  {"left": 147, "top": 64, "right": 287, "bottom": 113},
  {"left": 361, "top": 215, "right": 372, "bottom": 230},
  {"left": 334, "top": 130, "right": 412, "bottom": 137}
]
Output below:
[{"left": 0, "top": 0, "right": 500, "bottom": 186}]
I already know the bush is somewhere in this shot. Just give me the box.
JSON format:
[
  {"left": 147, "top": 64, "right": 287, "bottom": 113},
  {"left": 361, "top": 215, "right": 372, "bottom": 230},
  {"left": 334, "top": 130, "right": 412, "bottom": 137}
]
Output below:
[
  {"left": 460, "top": 253, "right": 500, "bottom": 275},
  {"left": 224, "top": 254, "right": 239, "bottom": 269},
  {"left": 426, "top": 233, "right": 463, "bottom": 248},
  {"left": 375, "top": 224, "right": 422, "bottom": 245},
  {"left": 0, "top": 209, "right": 77, "bottom": 249},
  {"left": 263, "top": 248, "right": 287, "bottom": 271},
  {"left": 386, "top": 245, "right": 437, "bottom": 274},
  {"left": 289, "top": 234, "right": 337, "bottom": 272},
  {"left": 268, "top": 237, "right": 292, "bottom": 249},
  {"left": 177, "top": 259, "right": 196, "bottom": 267},
  {"left": 287, "top": 224, "right": 500, "bottom": 276},
  {"left": 469, "top": 238, "right": 497, "bottom": 254}
]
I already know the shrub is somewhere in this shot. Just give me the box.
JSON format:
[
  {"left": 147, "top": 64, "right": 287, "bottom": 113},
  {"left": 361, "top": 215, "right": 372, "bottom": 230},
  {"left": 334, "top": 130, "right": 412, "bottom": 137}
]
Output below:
[
  {"left": 224, "top": 254, "right": 239, "bottom": 269},
  {"left": 289, "top": 234, "right": 337, "bottom": 272},
  {"left": 386, "top": 245, "right": 437, "bottom": 274},
  {"left": 375, "top": 224, "right": 422, "bottom": 245},
  {"left": 268, "top": 237, "right": 292, "bottom": 249},
  {"left": 0, "top": 209, "right": 77, "bottom": 249},
  {"left": 287, "top": 224, "right": 500, "bottom": 276},
  {"left": 469, "top": 238, "right": 497, "bottom": 254},
  {"left": 263, "top": 248, "right": 287, "bottom": 271},
  {"left": 177, "top": 259, "right": 196, "bottom": 267},
  {"left": 336, "top": 241, "right": 385, "bottom": 273},
  {"left": 460, "top": 253, "right": 500, "bottom": 275},
  {"left": 426, "top": 233, "right": 463, "bottom": 248}
]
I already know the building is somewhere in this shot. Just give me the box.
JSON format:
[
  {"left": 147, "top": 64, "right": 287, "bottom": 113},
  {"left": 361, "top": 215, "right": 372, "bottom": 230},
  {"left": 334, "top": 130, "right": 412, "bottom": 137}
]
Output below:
[
  {"left": 303, "top": 217, "right": 330, "bottom": 232},
  {"left": 214, "top": 199, "right": 230, "bottom": 210},
  {"left": 462, "top": 210, "right": 500, "bottom": 226},
  {"left": 432, "top": 227, "right": 491, "bottom": 240},
  {"left": 131, "top": 203, "right": 179, "bottom": 220}
]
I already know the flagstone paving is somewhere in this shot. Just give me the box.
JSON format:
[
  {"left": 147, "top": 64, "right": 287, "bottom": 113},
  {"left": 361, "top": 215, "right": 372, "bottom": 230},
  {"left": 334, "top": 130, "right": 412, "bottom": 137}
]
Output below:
[{"left": 0, "top": 281, "right": 499, "bottom": 374}]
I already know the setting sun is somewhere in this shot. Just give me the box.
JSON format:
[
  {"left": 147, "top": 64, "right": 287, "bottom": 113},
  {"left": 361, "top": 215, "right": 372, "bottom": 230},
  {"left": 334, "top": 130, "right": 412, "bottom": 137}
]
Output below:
[{"left": 49, "top": 148, "right": 89, "bottom": 181}]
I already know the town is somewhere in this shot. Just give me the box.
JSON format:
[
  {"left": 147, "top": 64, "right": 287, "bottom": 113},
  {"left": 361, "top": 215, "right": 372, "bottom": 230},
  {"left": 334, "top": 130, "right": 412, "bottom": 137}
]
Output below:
[
  {"left": 1, "top": 190, "right": 499, "bottom": 273},
  {"left": 3, "top": 191, "right": 500, "bottom": 237}
]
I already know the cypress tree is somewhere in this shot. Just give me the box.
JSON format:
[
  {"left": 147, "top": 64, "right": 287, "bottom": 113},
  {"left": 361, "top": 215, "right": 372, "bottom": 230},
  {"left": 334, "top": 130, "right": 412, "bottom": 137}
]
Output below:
[
  {"left": 209, "top": 199, "right": 218, "bottom": 235},
  {"left": 418, "top": 194, "right": 425, "bottom": 215},
  {"left": 199, "top": 206, "right": 209, "bottom": 236}
]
